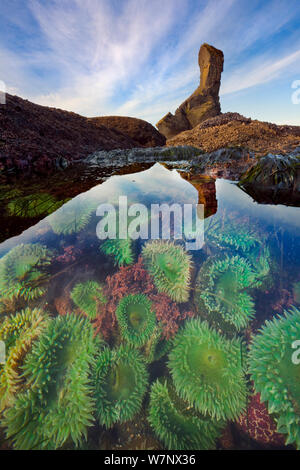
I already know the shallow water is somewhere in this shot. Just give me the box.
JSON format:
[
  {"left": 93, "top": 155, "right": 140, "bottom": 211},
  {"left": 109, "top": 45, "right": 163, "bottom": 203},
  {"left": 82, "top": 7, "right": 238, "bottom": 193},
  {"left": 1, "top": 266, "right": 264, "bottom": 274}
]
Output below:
[{"left": 0, "top": 163, "right": 299, "bottom": 450}]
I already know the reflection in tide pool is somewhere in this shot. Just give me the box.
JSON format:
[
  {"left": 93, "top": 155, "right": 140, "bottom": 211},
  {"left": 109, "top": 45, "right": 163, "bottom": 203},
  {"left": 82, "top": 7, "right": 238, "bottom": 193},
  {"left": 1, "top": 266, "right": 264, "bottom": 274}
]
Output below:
[{"left": 0, "top": 163, "right": 299, "bottom": 450}]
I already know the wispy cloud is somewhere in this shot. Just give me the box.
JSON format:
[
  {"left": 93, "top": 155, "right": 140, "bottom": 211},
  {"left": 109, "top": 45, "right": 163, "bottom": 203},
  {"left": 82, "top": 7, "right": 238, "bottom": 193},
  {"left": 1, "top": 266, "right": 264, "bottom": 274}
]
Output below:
[
  {"left": 222, "top": 49, "right": 300, "bottom": 95},
  {"left": 1, "top": 0, "right": 300, "bottom": 124}
]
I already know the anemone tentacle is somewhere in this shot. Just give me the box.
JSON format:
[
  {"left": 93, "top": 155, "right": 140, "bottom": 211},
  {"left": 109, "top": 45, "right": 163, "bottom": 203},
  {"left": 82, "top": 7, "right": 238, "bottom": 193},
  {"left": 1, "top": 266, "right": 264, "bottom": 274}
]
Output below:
[
  {"left": 116, "top": 293, "right": 156, "bottom": 347},
  {"left": 0, "top": 243, "right": 53, "bottom": 301},
  {"left": 101, "top": 238, "right": 134, "bottom": 267},
  {"left": 48, "top": 197, "right": 97, "bottom": 235},
  {"left": 2, "top": 314, "right": 99, "bottom": 450},
  {"left": 204, "top": 216, "right": 262, "bottom": 253},
  {"left": 248, "top": 307, "right": 300, "bottom": 449},
  {"left": 168, "top": 318, "right": 247, "bottom": 421},
  {"left": 195, "top": 255, "right": 259, "bottom": 331},
  {"left": 0, "top": 308, "right": 49, "bottom": 410},
  {"left": 71, "top": 281, "right": 107, "bottom": 319},
  {"left": 148, "top": 379, "right": 224, "bottom": 450},
  {"left": 94, "top": 344, "right": 148, "bottom": 428},
  {"left": 142, "top": 240, "right": 192, "bottom": 303}
]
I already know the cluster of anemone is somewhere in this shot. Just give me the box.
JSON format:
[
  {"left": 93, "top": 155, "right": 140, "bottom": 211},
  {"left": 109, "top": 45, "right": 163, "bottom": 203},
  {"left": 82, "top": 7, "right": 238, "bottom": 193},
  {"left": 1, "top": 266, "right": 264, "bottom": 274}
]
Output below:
[
  {"left": 0, "top": 308, "right": 49, "bottom": 410},
  {"left": 94, "top": 344, "right": 148, "bottom": 428},
  {"left": 168, "top": 318, "right": 247, "bottom": 421},
  {"left": 148, "top": 379, "right": 224, "bottom": 450},
  {"left": 142, "top": 240, "right": 192, "bottom": 303},
  {"left": 2, "top": 314, "right": 99, "bottom": 450},
  {"left": 116, "top": 293, "right": 156, "bottom": 347},
  {"left": 0, "top": 243, "right": 54, "bottom": 301},
  {"left": 195, "top": 255, "right": 260, "bottom": 331},
  {"left": 48, "top": 196, "right": 97, "bottom": 235},
  {"left": 70, "top": 280, "right": 107, "bottom": 320},
  {"left": 100, "top": 238, "right": 134, "bottom": 267},
  {"left": 248, "top": 307, "right": 300, "bottom": 449},
  {"left": 7, "top": 193, "right": 67, "bottom": 218},
  {"left": 204, "top": 216, "right": 262, "bottom": 254}
]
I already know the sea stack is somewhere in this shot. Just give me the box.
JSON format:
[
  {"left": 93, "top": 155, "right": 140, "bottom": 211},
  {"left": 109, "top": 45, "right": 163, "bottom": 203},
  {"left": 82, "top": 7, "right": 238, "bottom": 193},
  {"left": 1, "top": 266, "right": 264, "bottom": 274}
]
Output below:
[{"left": 156, "top": 43, "right": 224, "bottom": 139}]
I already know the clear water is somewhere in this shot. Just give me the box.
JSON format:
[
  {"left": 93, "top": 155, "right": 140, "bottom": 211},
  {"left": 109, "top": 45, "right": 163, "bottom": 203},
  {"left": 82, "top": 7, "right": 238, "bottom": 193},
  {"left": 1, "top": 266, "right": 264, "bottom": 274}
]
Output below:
[{"left": 0, "top": 163, "right": 299, "bottom": 450}]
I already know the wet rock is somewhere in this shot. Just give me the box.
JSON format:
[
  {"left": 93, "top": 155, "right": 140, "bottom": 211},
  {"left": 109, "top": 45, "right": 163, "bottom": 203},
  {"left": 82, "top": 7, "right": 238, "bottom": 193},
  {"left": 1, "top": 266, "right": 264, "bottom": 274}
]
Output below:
[
  {"left": 156, "top": 43, "right": 224, "bottom": 138},
  {"left": 85, "top": 145, "right": 204, "bottom": 167},
  {"left": 239, "top": 153, "right": 300, "bottom": 205}
]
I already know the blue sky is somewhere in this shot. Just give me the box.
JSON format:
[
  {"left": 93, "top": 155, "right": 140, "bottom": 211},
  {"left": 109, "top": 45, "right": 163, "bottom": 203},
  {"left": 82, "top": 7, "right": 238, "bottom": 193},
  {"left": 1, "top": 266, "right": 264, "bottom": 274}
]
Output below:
[{"left": 0, "top": 0, "right": 300, "bottom": 125}]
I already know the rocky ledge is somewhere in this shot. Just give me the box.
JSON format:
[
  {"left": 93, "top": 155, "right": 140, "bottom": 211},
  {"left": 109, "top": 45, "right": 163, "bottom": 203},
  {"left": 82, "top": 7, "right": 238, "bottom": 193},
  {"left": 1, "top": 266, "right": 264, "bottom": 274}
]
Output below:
[
  {"left": 166, "top": 112, "right": 300, "bottom": 156},
  {"left": 89, "top": 116, "right": 165, "bottom": 148},
  {"left": 84, "top": 145, "right": 255, "bottom": 179}
]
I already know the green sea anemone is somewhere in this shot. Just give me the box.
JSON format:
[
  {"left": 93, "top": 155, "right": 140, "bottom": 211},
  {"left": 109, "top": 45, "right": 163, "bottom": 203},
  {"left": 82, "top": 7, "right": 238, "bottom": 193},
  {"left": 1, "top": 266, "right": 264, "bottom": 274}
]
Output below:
[
  {"left": 148, "top": 379, "right": 224, "bottom": 450},
  {"left": 204, "top": 216, "right": 262, "bottom": 253},
  {"left": 94, "top": 344, "right": 148, "bottom": 428},
  {"left": 0, "top": 243, "right": 53, "bottom": 301},
  {"left": 0, "top": 308, "right": 49, "bottom": 410},
  {"left": 246, "top": 245, "right": 271, "bottom": 282},
  {"left": 70, "top": 280, "right": 107, "bottom": 320},
  {"left": 2, "top": 314, "right": 99, "bottom": 449},
  {"left": 116, "top": 294, "right": 156, "bottom": 347},
  {"left": 48, "top": 196, "right": 97, "bottom": 235},
  {"left": 101, "top": 238, "right": 134, "bottom": 267},
  {"left": 168, "top": 318, "right": 247, "bottom": 421},
  {"left": 7, "top": 193, "right": 66, "bottom": 218},
  {"left": 248, "top": 307, "right": 300, "bottom": 449},
  {"left": 196, "top": 255, "right": 259, "bottom": 331},
  {"left": 142, "top": 240, "right": 192, "bottom": 303}
]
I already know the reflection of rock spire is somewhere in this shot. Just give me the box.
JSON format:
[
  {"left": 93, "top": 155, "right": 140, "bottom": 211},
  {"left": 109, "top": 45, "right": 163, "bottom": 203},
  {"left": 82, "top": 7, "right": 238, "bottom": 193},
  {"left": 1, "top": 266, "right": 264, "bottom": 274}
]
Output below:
[{"left": 180, "top": 172, "right": 217, "bottom": 218}]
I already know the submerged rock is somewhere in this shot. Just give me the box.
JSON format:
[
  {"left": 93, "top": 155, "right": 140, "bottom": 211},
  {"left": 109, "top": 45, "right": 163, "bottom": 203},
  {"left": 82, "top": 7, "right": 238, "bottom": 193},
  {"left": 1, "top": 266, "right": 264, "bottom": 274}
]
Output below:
[{"left": 156, "top": 43, "right": 224, "bottom": 138}]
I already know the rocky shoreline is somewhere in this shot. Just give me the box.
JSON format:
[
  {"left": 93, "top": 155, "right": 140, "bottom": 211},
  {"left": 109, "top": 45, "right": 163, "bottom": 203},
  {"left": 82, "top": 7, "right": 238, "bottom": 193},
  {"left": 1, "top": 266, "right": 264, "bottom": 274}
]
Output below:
[{"left": 1, "top": 42, "right": 300, "bottom": 189}]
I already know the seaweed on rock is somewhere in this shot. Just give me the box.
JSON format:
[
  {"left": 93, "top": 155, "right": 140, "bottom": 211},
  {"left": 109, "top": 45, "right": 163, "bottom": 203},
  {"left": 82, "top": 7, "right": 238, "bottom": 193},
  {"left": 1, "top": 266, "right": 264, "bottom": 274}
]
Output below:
[
  {"left": 2, "top": 314, "right": 99, "bottom": 449},
  {"left": 239, "top": 154, "right": 300, "bottom": 188},
  {"left": 0, "top": 243, "right": 53, "bottom": 301},
  {"left": 168, "top": 318, "right": 247, "bottom": 421},
  {"left": 7, "top": 193, "right": 67, "bottom": 218},
  {"left": 94, "top": 344, "right": 148, "bottom": 428}
]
